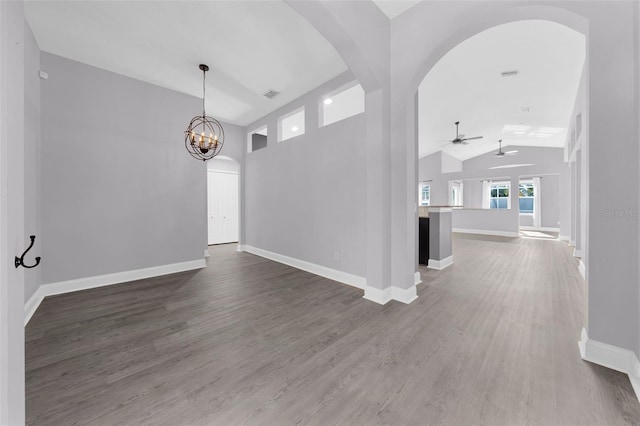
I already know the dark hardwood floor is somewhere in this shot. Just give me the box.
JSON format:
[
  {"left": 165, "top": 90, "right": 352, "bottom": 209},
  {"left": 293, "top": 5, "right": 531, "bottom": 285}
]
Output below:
[{"left": 26, "top": 235, "right": 640, "bottom": 425}]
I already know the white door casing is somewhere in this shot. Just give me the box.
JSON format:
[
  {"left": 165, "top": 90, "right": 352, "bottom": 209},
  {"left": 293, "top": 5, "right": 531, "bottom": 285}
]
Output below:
[{"left": 208, "top": 171, "right": 239, "bottom": 245}]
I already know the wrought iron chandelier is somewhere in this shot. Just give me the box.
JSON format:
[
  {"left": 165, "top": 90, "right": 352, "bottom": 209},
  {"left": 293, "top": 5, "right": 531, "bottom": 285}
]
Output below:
[{"left": 184, "top": 64, "right": 224, "bottom": 161}]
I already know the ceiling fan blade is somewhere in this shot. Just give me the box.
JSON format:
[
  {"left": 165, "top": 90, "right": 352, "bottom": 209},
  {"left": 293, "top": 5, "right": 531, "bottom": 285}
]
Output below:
[
  {"left": 461, "top": 141, "right": 469, "bottom": 145},
  {"left": 506, "top": 150, "right": 519, "bottom": 154},
  {"left": 461, "top": 136, "right": 483, "bottom": 141}
]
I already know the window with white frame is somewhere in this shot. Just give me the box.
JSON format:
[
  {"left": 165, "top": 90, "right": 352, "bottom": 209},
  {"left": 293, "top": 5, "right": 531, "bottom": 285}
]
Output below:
[
  {"left": 518, "top": 181, "right": 535, "bottom": 214},
  {"left": 321, "top": 83, "right": 365, "bottom": 127},
  {"left": 247, "top": 126, "right": 267, "bottom": 153},
  {"left": 419, "top": 182, "right": 430, "bottom": 206},
  {"left": 490, "top": 182, "right": 510, "bottom": 209},
  {"left": 278, "top": 107, "right": 305, "bottom": 142}
]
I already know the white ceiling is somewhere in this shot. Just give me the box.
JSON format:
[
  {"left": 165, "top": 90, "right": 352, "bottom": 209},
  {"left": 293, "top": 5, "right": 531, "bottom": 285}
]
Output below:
[
  {"left": 372, "top": 0, "right": 422, "bottom": 19},
  {"left": 418, "top": 20, "right": 585, "bottom": 161},
  {"left": 25, "top": 1, "right": 347, "bottom": 126}
]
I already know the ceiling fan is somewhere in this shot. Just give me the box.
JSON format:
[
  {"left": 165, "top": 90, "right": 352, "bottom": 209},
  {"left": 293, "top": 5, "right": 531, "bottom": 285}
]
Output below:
[
  {"left": 447, "top": 121, "right": 483, "bottom": 145},
  {"left": 495, "top": 139, "right": 518, "bottom": 157}
]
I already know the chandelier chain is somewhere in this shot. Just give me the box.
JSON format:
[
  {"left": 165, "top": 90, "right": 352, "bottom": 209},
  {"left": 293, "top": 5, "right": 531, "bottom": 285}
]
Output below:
[{"left": 202, "top": 67, "right": 206, "bottom": 116}]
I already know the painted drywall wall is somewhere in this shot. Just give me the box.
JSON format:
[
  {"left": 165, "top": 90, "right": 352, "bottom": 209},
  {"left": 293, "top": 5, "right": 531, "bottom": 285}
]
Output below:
[
  {"left": 540, "top": 174, "right": 560, "bottom": 228},
  {"left": 23, "top": 23, "right": 41, "bottom": 303},
  {"left": 419, "top": 147, "right": 570, "bottom": 235},
  {"left": 40, "top": 53, "right": 208, "bottom": 284},
  {"left": 1, "top": 1, "right": 26, "bottom": 423},
  {"left": 244, "top": 71, "right": 366, "bottom": 279},
  {"left": 441, "top": 151, "right": 462, "bottom": 173}
]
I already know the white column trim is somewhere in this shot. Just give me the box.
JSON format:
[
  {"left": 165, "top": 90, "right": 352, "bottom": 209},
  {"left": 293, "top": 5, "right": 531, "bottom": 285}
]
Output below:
[
  {"left": 427, "top": 255, "right": 453, "bottom": 270},
  {"left": 579, "top": 328, "right": 640, "bottom": 402}
]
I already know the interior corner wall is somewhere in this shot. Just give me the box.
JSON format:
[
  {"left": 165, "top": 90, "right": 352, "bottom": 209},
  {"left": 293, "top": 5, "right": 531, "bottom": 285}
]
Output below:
[
  {"left": 23, "top": 22, "right": 41, "bottom": 303},
  {"left": 243, "top": 72, "right": 366, "bottom": 279},
  {"left": 40, "top": 53, "right": 207, "bottom": 285}
]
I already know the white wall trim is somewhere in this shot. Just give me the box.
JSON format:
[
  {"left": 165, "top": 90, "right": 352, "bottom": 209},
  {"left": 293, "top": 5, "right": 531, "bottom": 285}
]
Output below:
[
  {"left": 453, "top": 228, "right": 519, "bottom": 238},
  {"left": 573, "top": 248, "right": 583, "bottom": 258},
  {"left": 204, "top": 249, "right": 210, "bottom": 258},
  {"left": 520, "top": 226, "right": 560, "bottom": 232},
  {"left": 391, "top": 286, "right": 418, "bottom": 304},
  {"left": 24, "top": 259, "right": 206, "bottom": 325},
  {"left": 428, "top": 255, "right": 453, "bottom": 270},
  {"left": 237, "top": 244, "right": 246, "bottom": 252},
  {"left": 559, "top": 235, "right": 570, "bottom": 242},
  {"left": 363, "top": 286, "right": 392, "bottom": 305},
  {"left": 241, "top": 245, "right": 366, "bottom": 290},
  {"left": 569, "top": 240, "right": 576, "bottom": 247},
  {"left": 579, "top": 328, "right": 640, "bottom": 402},
  {"left": 414, "top": 271, "right": 422, "bottom": 286},
  {"left": 24, "top": 288, "right": 45, "bottom": 326},
  {"left": 363, "top": 285, "right": 418, "bottom": 305},
  {"left": 578, "top": 259, "right": 585, "bottom": 279}
]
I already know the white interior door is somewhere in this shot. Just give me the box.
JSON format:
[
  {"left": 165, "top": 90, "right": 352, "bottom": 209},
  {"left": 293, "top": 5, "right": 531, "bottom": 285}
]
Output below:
[{"left": 208, "top": 171, "right": 239, "bottom": 245}]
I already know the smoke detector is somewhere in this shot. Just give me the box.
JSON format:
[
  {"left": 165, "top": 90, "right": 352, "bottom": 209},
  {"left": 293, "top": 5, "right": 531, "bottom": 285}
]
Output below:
[
  {"left": 501, "top": 70, "right": 519, "bottom": 77},
  {"left": 262, "top": 89, "right": 279, "bottom": 99}
]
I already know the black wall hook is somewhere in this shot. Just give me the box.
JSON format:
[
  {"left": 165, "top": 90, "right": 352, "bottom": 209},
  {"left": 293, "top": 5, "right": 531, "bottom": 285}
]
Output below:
[{"left": 15, "top": 235, "right": 41, "bottom": 269}]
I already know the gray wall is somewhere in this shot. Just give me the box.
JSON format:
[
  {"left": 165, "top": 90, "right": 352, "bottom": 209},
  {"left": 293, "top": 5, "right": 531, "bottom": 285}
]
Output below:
[
  {"left": 244, "top": 71, "right": 366, "bottom": 278},
  {"left": 40, "top": 53, "right": 208, "bottom": 284},
  {"left": 541, "top": 174, "right": 560, "bottom": 228},
  {"left": 420, "top": 147, "right": 570, "bottom": 234},
  {"left": 24, "top": 23, "right": 41, "bottom": 302}
]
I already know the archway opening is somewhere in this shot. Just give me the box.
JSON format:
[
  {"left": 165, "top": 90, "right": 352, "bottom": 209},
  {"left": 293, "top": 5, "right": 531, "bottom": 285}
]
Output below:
[{"left": 414, "top": 17, "right": 586, "bottom": 290}]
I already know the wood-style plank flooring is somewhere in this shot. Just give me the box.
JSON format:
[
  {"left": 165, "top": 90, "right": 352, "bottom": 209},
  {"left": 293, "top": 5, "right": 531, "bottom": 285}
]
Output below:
[{"left": 26, "top": 234, "right": 640, "bottom": 425}]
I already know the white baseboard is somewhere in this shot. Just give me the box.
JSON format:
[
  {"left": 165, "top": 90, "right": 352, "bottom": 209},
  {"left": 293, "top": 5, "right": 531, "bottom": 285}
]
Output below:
[
  {"left": 241, "top": 245, "right": 366, "bottom": 290},
  {"left": 237, "top": 244, "right": 246, "bottom": 252},
  {"left": 428, "top": 255, "right": 453, "bottom": 270},
  {"left": 559, "top": 235, "right": 570, "bottom": 242},
  {"left": 204, "top": 249, "right": 210, "bottom": 258},
  {"left": 578, "top": 259, "right": 585, "bottom": 279},
  {"left": 579, "top": 328, "right": 640, "bottom": 402},
  {"left": 453, "top": 228, "right": 519, "bottom": 238},
  {"left": 24, "top": 259, "right": 206, "bottom": 326},
  {"left": 363, "top": 286, "right": 392, "bottom": 304},
  {"left": 569, "top": 240, "right": 576, "bottom": 247},
  {"left": 519, "top": 226, "right": 560, "bottom": 232},
  {"left": 414, "top": 271, "right": 422, "bottom": 286},
  {"left": 363, "top": 284, "right": 417, "bottom": 305},
  {"left": 24, "top": 288, "right": 46, "bottom": 326},
  {"left": 573, "top": 248, "right": 583, "bottom": 258}
]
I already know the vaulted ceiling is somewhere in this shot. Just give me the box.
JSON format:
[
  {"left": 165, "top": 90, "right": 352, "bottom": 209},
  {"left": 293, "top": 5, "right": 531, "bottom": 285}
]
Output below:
[
  {"left": 25, "top": 1, "right": 348, "bottom": 126},
  {"left": 418, "top": 19, "right": 585, "bottom": 161}
]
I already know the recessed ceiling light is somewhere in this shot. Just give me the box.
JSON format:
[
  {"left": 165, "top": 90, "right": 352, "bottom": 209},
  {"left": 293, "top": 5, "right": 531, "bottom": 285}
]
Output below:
[
  {"left": 324, "top": 98, "right": 333, "bottom": 105},
  {"left": 291, "top": 126, "right": 299, "bottom": 132}
]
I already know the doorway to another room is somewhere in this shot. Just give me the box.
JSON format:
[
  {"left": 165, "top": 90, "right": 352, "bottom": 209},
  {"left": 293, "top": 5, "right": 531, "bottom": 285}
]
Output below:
[{"left": 207, "top": 157, "right": 240, "bottom": 246}]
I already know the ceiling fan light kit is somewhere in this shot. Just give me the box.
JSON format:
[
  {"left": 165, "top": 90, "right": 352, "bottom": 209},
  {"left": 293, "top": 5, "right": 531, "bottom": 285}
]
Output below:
[
  {"left": 495, "top": 139, "right": 518, "bottom": 157},
  {"left": 448, "top": 121, "right": 483, "bottom": 145}
]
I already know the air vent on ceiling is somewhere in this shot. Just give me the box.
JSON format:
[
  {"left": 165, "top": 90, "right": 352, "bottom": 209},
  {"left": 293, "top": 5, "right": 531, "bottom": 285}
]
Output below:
[
  {"left": 519, "top": 106, "right": 532, "bottom": 112},
  {"left": 501, "top": 70, "right": 519, "bottom": 77},
  {"left": 262, "top": 89, "right": 279, "bottom": 99}
]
